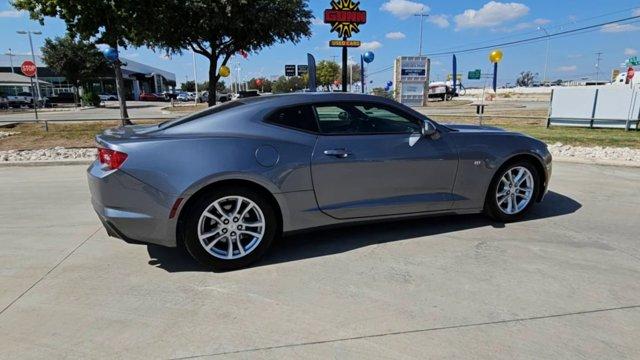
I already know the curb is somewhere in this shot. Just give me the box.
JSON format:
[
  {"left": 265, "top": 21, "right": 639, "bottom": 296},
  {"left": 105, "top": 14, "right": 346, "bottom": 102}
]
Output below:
[
  {"left": 552, "top": 156, "right": 640, "bottom": 168},
  {"left": 0, "top": 159, "right": 93, "bottom": 167}
]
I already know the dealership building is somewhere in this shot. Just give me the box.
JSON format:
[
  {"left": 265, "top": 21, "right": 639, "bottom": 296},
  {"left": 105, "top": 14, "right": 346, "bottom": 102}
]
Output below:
[{"left": 0, "top": 54, "right": 176, "bottom": 100}]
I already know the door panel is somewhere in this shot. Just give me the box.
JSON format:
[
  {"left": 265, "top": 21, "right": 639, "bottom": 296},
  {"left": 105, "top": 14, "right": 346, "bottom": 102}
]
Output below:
[{"left": 311, "top": 133, "right": 458, "bottom": 219}]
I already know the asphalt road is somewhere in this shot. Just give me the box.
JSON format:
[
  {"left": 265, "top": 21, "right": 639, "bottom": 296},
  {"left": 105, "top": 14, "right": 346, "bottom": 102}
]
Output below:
[
  {"left": 0, "top": 101, "right": 177, "bottom": 124},
  {"left": 1, "top": 163, "right": 640, "bottom": 359}
]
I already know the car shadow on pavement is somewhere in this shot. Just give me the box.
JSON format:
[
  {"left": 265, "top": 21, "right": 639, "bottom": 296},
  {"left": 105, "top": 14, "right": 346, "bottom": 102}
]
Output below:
[{"left": 145, "top": 191, "right": 581, "bottom": 273}]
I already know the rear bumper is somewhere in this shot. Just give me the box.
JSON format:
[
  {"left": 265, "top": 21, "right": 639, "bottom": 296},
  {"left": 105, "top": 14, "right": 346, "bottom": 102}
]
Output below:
[{"left": 87, "top": 161, "right": 179, "bottom": 247}]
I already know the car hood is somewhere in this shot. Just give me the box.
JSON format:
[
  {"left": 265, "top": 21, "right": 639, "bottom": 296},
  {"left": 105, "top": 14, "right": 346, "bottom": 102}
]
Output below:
[{"left": 445, "top": 124, "right": 506, "bottom": 132}]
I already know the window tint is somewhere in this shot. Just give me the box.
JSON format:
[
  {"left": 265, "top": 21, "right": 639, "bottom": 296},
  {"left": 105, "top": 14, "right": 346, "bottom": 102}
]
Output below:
[
  {"left": 158, "top": 101, "right": 245, "bottom": 129},
  {"left": 267, "top": 106, "right": 318, "bottom": 133},
  {"left": 314, "top": 103, "right": 421, "bottom": 134}
]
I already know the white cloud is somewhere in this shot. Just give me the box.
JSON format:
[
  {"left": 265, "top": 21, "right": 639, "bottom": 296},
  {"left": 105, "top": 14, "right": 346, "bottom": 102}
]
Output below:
[
  {"left": 567, "top": 54, "right": 582, "bottom": 59},
  {"left": 557, "top": 65, "right": 577, "bottom": 72},
  {"left": 534, "top": 18, "right": 551, "bottom": 25},
  {"left": 380, "top": 0, "right": 428, "bottom": 20},
  {"left": 454, "top": 1, "right": 529, "bottom": 29},
  {"left": 385, "top": 31, "right": 406, "bottom": 40},
  {"left": 361, "top": 41, "right": 383, "bottom": 51},
  {"left": 633, "top": 8, "right": 640, "bottom": 16},
  {"left": 625, "top": 48, "right": 638, "bottom": 56},
  {"left": 428, "top": 14, "right": 450, "bottom": 28},
  {"left": 601, "top": 23, "right": 640, "bottom": 33},
  {"left": 0, "top": 10, "right": 23, "bottom": 18}
]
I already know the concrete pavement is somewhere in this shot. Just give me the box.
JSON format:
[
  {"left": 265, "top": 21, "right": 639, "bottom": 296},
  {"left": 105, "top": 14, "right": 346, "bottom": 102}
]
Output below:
[{"left": 1, "top": 163, "right": 640, "bottom": 359}]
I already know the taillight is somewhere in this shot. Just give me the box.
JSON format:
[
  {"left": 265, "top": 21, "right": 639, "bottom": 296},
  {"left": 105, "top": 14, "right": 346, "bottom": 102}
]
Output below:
[{"left": 97, "top": 148, "right": 128, "bottom": 170}]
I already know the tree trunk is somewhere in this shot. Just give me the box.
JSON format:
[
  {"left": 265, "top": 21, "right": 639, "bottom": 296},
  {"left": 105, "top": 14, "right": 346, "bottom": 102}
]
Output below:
[
  {"left": 114, "top": 61, "right": 131, "bottom": 126},
  {"left": 73, "top": 82, "right": 80, "bottom": 107},
  {"left": 207, "top": 56, "right": 218, "bottom": 107}
]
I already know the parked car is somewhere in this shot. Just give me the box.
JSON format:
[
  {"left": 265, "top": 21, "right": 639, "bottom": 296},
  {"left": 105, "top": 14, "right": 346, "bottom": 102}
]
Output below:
[
  {"left": 0, "top": 92, "right": 8, "bottom": 109},
  {"left": 88, "top": 93, "right": 552, "bottom": 270},
  {"left": 139, "top": 92, "right": 165, "bottom": 102},
  {"left": 161, "top": 91, "right": 178, "bottom": 100},
  {"left": 199, "top": 91, "right": 230, "bottom": 103},
  {"left": 176, "top": 92, "right": 191, "bottom": 102},
  {"left": 50, "top": 92, "right": 77, "bottom": 104},
  {"left": 99, "top": 93, "right": 118, "bottom": 101}
]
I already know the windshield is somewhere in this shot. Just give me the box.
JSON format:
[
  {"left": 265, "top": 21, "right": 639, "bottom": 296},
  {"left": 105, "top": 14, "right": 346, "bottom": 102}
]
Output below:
[{"left": 158, "top": 101, "right": 246, "bottom": 129}]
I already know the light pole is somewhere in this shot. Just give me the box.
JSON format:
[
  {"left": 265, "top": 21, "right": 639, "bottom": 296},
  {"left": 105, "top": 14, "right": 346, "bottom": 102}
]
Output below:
[
  {"left": 414, "top": 12, "right": 429, "bottom": 56},
  {"left": 4, "top": 49, "right": 15, "bottom": 73},
  {"left": 17, "top": 30, "right": 43, "bottom": 102},
  {"left": 595, "top": 52, "right": 603, "bottom": 83},
  {"left": 537, "top": 26, "right": 550, "bottom": 85},
  {"left": 192, "top": 50, "right": 198, "bottom": 104}
]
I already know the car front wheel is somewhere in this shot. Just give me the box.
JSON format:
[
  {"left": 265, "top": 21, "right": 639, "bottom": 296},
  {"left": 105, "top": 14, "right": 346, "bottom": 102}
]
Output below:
[
  {"left": 184, "top": 186, "right": 277, "bottom": 271},
  {"left": 485, "top": 161, "right": 539, "bottom": 222}
]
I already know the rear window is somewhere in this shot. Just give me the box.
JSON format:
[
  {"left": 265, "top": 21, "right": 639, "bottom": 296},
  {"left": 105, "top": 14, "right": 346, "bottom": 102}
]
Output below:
[
  {"left": 266, "top": 106, "right": 318, "bottom": 133},
  {"left": 158, "top": 101, "right": 245, "bottom": 129}
]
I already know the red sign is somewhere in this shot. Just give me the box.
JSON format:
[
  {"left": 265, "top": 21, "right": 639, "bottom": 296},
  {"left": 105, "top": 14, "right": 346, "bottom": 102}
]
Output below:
[
  {"left": 627, "top": 67, "right": 635, "bottom": 84},
  {"left": 323, "top": 9, "right": 366, "bottom": 24},
  {"left": 21, "top": 60, "right": 37, "bottom": 77}
]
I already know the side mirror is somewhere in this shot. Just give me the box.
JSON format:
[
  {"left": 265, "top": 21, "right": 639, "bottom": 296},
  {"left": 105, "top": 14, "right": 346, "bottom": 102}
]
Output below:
[{"left": 421, "top": 120, "right": 437, "bottom": 137}]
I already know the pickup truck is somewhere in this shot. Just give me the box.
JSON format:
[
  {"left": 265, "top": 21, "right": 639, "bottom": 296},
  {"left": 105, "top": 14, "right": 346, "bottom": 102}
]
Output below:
[{"left": 7, "top": 92, "right": 33, "bottom": 108}]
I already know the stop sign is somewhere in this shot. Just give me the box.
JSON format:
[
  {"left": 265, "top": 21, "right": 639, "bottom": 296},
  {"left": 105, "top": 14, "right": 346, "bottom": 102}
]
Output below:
[{"left": 21, "top": 60, "right": 37, "bottom": 77}]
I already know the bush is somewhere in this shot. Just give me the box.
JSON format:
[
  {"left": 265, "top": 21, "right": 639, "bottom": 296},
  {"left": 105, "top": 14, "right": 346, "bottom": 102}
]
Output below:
[{"left": 81, "top": 91, "right": 101, "bottom": 107}]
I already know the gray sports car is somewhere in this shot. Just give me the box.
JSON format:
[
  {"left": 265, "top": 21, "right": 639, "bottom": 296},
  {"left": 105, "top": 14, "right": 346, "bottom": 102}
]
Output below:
[{"left": 88, "top": 93, "right": 552, "bottom": 270}]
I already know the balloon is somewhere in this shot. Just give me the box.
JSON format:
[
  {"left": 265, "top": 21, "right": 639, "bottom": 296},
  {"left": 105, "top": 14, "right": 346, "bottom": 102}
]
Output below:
[
  {"left": 102, "top": 47, "right": 119, "bottom": 62},
  {"left": 219, "top": 65, "right": 230, "bottom": 77},
  {"left": 489, "top": 50, "right": 503, "bottom": 63},
  {"left": 386, "top": 81, "right": 393, "bottom": 87},
  {"left": 363, "top": 51, "right": 375, "bottom": 63},
  {"left": 384, "top": 86, "right": 390, "bottom": 91}
]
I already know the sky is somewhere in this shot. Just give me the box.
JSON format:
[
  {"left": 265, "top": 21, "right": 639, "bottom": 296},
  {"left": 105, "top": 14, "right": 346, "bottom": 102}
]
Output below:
[{"left": 0, "top": 0, "right": 638, "bottom": 88}]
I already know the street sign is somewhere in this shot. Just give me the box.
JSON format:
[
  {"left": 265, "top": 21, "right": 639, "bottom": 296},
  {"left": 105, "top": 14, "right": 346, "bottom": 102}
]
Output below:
[
  {"left": 297, "top": 65, "right": 308, "bottom": 76},
  {"left": 628, "top": 56, "right": 640, "bottom": 66},
  {"left": 468, "top": 69, "right": 481, "bottom": 80},
  {"left": 21, "top": 60, "right": 37, "bottom": 77},
  {"left": 329, "top": 40, "right": 361, "bottom": 48},
  {"left": 285, "top": 64, "right": 296, "bottom": 77}
]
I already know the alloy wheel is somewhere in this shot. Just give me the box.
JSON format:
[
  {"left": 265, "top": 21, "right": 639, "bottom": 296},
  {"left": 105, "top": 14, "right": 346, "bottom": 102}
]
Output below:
[
  {"left": 197, "top": 196, "right": 266, "bottom": 260},
  {"left": 495, "top": 166, "right": 534, "bottom": 215}
]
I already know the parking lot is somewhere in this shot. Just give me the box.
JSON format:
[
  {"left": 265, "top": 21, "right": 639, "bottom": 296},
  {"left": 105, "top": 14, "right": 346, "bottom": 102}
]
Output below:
[{"left": 1, "top": 162, "right": 640, "bottom": 359}]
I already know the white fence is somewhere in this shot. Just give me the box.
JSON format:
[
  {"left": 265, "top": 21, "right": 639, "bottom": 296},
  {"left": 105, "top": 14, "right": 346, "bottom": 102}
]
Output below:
[{"left": 547, "top": 86, "right": 640, "bottom": 130}]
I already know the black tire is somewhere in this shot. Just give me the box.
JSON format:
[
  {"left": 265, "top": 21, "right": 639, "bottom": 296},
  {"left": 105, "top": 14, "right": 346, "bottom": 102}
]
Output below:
[
  {"left": 183, "top": 186, "right": 278, "bottom": 271},
  {"left": 484, "top": 160, "right": 540, "bottom": 222}
]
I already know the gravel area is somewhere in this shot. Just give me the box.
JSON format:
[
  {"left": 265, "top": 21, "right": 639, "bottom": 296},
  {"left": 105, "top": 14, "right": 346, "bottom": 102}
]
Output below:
[
  {"left": 0, "top": 147, "right": 96, "bottom": 162},
  {"left": 548, "top": 143, "right": 640, "bottom": 163},
  {"left": 0, "top": 144, "right": 639, "bottom": 165}
]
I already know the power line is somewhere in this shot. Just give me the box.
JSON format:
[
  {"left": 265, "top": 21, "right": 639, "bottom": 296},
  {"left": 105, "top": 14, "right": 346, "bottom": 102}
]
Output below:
[{"left": 425, "top": 15, "right": 640, "bottom": 57}]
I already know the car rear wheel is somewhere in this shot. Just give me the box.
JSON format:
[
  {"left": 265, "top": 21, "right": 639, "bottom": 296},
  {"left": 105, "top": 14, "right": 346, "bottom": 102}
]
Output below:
[
  {"left": 184, "top": 186, "right": 277, "bottom": 271},
  {"left": 485, "top": 161, "right": 539, "bottom": 222}
]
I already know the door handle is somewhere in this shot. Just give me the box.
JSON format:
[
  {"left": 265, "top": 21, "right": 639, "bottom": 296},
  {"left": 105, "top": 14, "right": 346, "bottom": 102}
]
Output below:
[{"left": 323, "top": 149, "right": 352, "bottom": 158}]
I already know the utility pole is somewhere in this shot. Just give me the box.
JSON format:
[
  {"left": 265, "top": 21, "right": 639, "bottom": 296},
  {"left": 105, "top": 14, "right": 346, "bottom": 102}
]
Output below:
[
  {"left": 537, "top": 26, "right": 550, "bottom": 84},
  {"left": 595, "top": 52, "right": 603, "bottom": 83},
  {"left": 414, "top": 12, "right": 429, "bottom": 56},
  {"left": 17, "top": 30, "right": 43, "bottom": 102},
  {"left": 5, "top": 49, "right": 15, "bottom": 73}
]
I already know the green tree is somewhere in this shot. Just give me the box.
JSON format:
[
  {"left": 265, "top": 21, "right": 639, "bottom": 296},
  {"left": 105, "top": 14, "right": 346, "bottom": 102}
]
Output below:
[
  {"left": 13, "top": 0, "right": 150, "bottom": 125},
  {"left": 271, "top": 76, "right": 306, "bottom": 93},
  {"left": 181, "top": 81, "right": 196, "bottom": 92},
  {"left": 316, "top": 60, "right": 340, "bottom": 91},
  {"left": 41, "top": 35, "right": 110, "bottom": 106},
  {"left": 144, "top": 0, "right": 312, "bottom": 106}
]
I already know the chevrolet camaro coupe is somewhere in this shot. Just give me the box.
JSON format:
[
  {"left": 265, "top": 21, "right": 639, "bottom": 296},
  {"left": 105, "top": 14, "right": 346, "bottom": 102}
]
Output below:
[{"left": 88, "top": 93, "right": 552, "bottom": 270}]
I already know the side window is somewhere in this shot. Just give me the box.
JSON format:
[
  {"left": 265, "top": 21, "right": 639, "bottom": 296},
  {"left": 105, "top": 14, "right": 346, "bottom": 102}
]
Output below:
[
  {"left": 267, "top": 106, "right": 318, "bottom": 133},
  {"left": 314, "top": 103, "right": 421, "bottom": 135}
]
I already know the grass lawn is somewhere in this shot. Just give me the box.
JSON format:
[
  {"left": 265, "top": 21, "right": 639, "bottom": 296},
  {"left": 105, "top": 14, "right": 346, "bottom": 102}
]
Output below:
[{"left": 1, "top": 117, "right": 638, "bottom": 150}]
